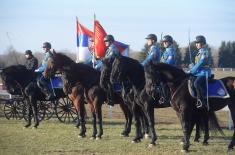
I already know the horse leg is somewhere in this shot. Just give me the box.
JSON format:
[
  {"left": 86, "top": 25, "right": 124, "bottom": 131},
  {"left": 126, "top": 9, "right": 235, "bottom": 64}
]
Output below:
[
  {"left": 96, "top": 102, "right": 103, "bottom": 139},
  {"left": 228, "top": 104, "right": 235, "bottom": 151},
  {"left": 30, "top": 96, "right": 39, "bottom": 128},
  {"left": 132, "top": 104, "right": 142, "bottom": 143},
  {"left": 89, "top": 103, "right": 97, "bottom": 139},
  {"left": 181, "top": 110, "right": 191, "bottom": 152},
  {"left": 24, "top": 99, "right": 32, "bottom": 128},
  {"left": 194, "top": 122, "right": 201, "bottom": 142},
  {"left": 119, "top": 101, "right": 132, "bottom": 137},
  {"left": 202, "top": 113, "right": 209, "bottom": 145},
  {"left": 144, "top": 102, "right": 157, "bottom": 147}
]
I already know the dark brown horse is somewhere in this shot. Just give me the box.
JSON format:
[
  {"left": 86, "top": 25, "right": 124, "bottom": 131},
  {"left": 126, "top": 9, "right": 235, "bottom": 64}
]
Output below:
[
  {"left": 45, "top": 51, "right": 133, "bottom": 139},
  {"left": 144, "top": 62, "right": 235, "bottom": 152}
]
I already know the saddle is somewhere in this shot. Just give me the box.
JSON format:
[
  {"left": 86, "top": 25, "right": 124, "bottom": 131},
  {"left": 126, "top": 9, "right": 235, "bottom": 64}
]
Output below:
[{"left": 188, "top": 75, "right": 230, "bottom": 99}]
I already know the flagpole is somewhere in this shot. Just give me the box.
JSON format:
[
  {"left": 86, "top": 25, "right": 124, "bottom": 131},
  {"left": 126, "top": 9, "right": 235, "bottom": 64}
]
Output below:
[
  {"left": 76, "top": 16, "right": 79, "bottom": 63},
  {"left": 92, "top": 14, "right": 96, "bottom": 68}
]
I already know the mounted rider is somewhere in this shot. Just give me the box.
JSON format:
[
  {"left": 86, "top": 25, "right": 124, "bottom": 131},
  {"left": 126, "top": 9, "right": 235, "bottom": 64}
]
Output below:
[
  {"left": 95, "top": 34, "right": 121, "bottom": 70},
  {"left": 34, "top": 42, "right": 55, "bottom": 100},
  {"left": 142, "top": 34, "right": 161, "bottom": 66},
  {"left": 160, "top": 35, "right": 176, "bottom": 65},
  {"left": 158, "top": 35, "right": 176, "bottom": 104},
  {"left": 95, "top": 34, "right": 121, "bottom": 106},
  {"left": 187, "top": 35, "right": 212, "bottom": 108}
]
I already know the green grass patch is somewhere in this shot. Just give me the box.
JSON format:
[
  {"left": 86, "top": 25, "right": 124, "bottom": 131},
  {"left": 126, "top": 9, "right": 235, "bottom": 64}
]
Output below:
[{"left": 0, "top": 118, "right": 234, "bottom": 155}]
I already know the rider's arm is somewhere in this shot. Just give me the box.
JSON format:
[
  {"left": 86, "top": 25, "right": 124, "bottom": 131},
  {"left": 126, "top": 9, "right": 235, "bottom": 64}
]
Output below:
[
  {"left": 165, "top": 48, "right": 174, "bottom": 64},
  {"left": 190, "top": 52, "right": 206, "bottom": 74}
]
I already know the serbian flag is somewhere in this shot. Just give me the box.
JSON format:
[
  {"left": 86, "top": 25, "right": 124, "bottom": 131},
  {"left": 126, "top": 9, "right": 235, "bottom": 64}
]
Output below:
[
  {"left": 76, "top": 17, "right": 94, "bottom": 62},
  {"left": 94, "top": 18, "right": 129, "bottom": 57}
]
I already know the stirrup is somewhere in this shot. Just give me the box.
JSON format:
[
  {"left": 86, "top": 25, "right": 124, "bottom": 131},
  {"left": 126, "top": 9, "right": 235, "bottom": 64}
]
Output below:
[
  {"left": 159, "top": 97, "right": 165, "bottom": 104},
  {"left": 196, "top": 99, "right": 203, "bottom": 108}
]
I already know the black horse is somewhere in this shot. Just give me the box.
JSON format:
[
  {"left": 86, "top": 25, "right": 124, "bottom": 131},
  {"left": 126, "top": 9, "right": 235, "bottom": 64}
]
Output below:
[
  {"left": 100, "top": 58, "right": 151, "bottom": 138},
  {"left": 45, "top": 51, "right": 135, "bottom": 139},
  {"left": 110, "top": 55, "right": 159, "bottom": 147},
  {"left": 0, "top": 65, "right": 65, "bottom": 128},
  {"left": 144, "top": 61, "right": 235, "bottom": 152},
  {"left": 110, "top": 55, "right": 222, "bottom": 148}
]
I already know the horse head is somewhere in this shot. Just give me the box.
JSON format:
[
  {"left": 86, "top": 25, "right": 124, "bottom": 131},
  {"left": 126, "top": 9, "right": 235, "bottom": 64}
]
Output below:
[
  {"left": 100, "top": 58, "right": 113, "bottom": 90},
  {"left": 1, "top": 65, "right": 31, "bottom": 95},
  {"left": 45, "top": 50, "right": 74, "bottom": 78},
  {"left": 144, "top": 61, "right": 162, "bottom": 99},
  {"left": 110, "top": 55, "right": 127, "bottom": 84}
]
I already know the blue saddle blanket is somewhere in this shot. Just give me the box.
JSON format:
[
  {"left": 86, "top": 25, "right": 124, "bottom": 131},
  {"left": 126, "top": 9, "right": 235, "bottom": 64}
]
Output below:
[
  {"left": 188, "top": 79, "right": 230, "bottom": 98},
  {"left": 51, "top": 77, "right": 63, "bottom": 88},
  {"left": 113, "top": 83, "right": 122, "bottom": 92}
]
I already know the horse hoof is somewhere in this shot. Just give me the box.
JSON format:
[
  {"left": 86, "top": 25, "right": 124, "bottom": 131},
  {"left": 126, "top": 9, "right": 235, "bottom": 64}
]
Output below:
[
  {"left": 203, "top": 142, "right": 208, "bottom": 146},
  {"left": 32, "top": 126, "right": 37, "bottom": 130},
  {"left": 145, "top": 134, "right": 150, "bottom": 139},
  {"left": 78, "top": 135, "right": 86, "bottom": 138},
  {"left": 96, "top": 137, "right": 101, "bottom": 140},
  {"left": 180, "top": 142, "right": 184, "bottom": 145},
  {"left": 132, "top": 140, "right": 137, "bottom": 144},
  {"left": 90, "top": 137, "right": 95, "bottom": 140},
  {"left": 148, "top": 143, "right": 155, "bottom": 148},
  {"left": 181, "top": 149, "right": 189, "bottom": 153}
]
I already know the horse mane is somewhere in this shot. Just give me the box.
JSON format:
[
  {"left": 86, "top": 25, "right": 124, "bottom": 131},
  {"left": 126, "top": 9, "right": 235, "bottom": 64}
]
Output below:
[
  {"left": 54, "top": 52, "right": 75, "bottom": 65},
  {"left": 145, "top": 62, "right": 186, "bottom": 82},
  {"left": 119, "top": 55, "right": 143, "bottom": 71}
]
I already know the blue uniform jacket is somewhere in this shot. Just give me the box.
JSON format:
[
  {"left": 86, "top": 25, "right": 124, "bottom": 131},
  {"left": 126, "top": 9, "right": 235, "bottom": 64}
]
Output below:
[
  {"left": 160, "top": 45, "right": 175, "bottom": 65},
  {"left": 142, "top": 44, "right": 161, "bottom": 65},
  {"left": 189, "top": 47, "right": 211, "bottom": 77}
]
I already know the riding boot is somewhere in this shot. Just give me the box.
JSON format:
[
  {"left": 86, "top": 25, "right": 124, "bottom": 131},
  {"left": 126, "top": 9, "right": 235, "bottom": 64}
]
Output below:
[
  {"left": 39, "top": 81, "right": 55, "bottom": 100},
  {"left": 196, "top": 89, "right": 207, "bottom": 109}
]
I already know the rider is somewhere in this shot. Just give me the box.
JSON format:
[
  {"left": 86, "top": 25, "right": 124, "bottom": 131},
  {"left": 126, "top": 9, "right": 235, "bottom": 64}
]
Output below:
[
  {"left": 141, "top": 34, "right": 161, "bottom": 66},
  {"left": 24, "top": 50, "right": 38, "bottom": 71},
  {"left": 160, "top": 35, "right": 176, "bottom": 65},
  {"left": 95, "top": 34, "right": 120, "bottom": 70},
  {"left": 95, "top": 34, "right": 121, "bottom": 106},
  {"left": 159, "top": 35, "right": 176, "bottom": 104},
  {"left": 34, "top": 42, "right": 55, "bottom": 100},
  {"left": 187, "top": 35, "right": 211, "bottom": 108}
]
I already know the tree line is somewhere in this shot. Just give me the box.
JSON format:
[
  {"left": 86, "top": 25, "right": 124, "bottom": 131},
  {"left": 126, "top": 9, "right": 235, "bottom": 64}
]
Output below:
[{"left": 1, "top": 41, "right": 235, "bottom": 69}]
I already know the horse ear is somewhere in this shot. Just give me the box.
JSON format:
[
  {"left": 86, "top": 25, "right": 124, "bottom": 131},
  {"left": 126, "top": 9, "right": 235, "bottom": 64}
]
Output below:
[{"left": 52, "top": 49, "right": 56, "bottom": 55}]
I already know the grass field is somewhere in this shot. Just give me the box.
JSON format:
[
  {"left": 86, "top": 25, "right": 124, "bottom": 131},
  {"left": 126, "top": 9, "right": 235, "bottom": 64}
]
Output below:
[
  {"left": 0, "top": 108, "right": 234, "bottom": 155},
  {"left": 0, "top": 71, "right": 234, "bottom": 155}
]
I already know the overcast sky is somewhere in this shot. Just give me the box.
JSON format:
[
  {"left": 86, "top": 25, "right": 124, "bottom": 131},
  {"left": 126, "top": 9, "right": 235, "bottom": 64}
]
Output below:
[{"left": 0, "top": 0, "right": 235, "bottom": 54}]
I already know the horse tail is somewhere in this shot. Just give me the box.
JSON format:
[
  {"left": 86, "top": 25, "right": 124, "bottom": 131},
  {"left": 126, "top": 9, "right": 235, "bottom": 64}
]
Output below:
[{"left": 208, "top": 111, "right": 225, "bottom": 137}]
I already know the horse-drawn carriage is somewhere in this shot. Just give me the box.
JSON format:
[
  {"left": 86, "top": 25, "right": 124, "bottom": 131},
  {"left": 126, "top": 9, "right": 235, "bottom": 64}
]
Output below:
[{"left": 0, "top": 72, "right": 78, "bottom": 124}]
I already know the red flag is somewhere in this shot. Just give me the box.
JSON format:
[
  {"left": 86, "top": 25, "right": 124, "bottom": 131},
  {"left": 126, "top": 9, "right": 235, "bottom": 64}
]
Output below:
[{"left": 94, "top": 19, "right": 107, "bottom": 58}]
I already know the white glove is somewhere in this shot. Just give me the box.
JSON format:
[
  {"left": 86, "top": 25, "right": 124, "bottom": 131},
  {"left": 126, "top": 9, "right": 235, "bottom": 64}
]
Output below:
[
  {"left": 189, "top": 63, "right": 194, "bottom": 69},
  {"left": 185, "top": 70, "right": 191, "bottom": 74},
  {"left": 34, "top": 69, "right": 39, "bottom": 72}
]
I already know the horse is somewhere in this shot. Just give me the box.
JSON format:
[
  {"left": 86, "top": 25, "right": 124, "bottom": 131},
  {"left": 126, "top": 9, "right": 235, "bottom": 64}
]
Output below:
[
  {"left": 110, "top": 55, "right": 222, "bottom": 148},
  {"left": 110, "top": 55, "right": 159, "bottom": 147},
  {"left": 0, "top": 65, "right": 66, "bottom": 128},
  {"left": 44, "top": 51, "right": 135, "bottom": 139},
  {"left": 144, "top": 61, "right": 235, "bottom": 152},
  {"left": 100, "top": 58, "right": 151, "bottom": 138}
]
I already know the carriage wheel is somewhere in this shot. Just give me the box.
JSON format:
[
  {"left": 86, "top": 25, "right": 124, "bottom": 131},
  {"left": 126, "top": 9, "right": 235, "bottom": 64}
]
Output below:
[
  {"left": 55, "top": 97, "right": 78, "bottom": 123},
  {"left": 23, "top": 101, "right": 46, "bottom": 122},
  {"left": 38, "top": 100, "right": 56, "bottom": 120},
  {"left": 4, "top": 99, "right": 24, "bottom": 120}
]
